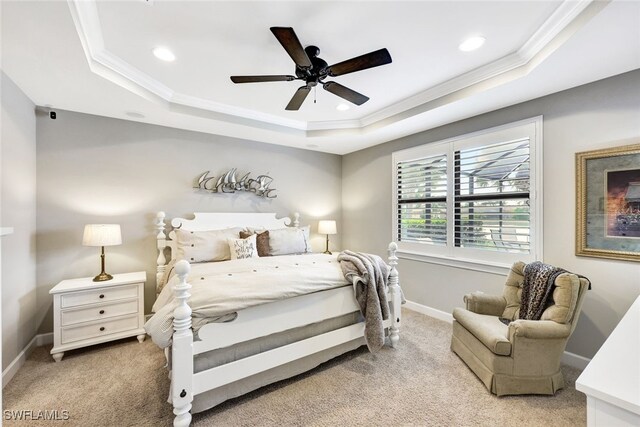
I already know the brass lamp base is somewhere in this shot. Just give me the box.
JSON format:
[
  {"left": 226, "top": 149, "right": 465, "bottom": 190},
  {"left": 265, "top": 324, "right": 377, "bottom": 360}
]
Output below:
[
  {"left": 93, "top": 246, "right": 114, "bottom": 282},
  {"left": 323, "top": 234, "right": 332, "bottom": 255},
  {"left": 93, "top": 272, "right": 113, "bottom": 282}
]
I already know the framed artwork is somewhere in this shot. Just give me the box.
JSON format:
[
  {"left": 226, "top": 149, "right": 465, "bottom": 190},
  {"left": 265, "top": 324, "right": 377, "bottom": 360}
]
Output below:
[{"left": 576, "top": 143, "right": 640, "bottom": 262}]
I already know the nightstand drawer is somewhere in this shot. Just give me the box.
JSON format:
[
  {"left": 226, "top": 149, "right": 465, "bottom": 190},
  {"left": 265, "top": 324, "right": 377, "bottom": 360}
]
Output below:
[
  {"left": 61, "top": 315, "right": 139, "bottom": 345},
  {"left": 61, "top": 299, "right": 139, "bottom": 326},
  {"left": 61, "top": 284, "right": 139, "bottom": 308}
]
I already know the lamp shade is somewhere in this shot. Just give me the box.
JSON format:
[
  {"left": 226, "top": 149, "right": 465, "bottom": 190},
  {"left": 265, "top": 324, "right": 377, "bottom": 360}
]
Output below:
[
  {"left": 82, "top": 224, "right": 122, "bottom": 247},
  {"left": 318, "top": 220, "right": 337, "bottom": 235}
]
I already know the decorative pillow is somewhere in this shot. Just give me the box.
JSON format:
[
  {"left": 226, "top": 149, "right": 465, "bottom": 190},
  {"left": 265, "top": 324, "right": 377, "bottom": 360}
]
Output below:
[
  {"left": 239, "top": 230, "right": 270, "bottom": 257},
  {"left": 228, "top": 234, "right": 259, "bottom": 260},
  {"left": 268, "top": 226, "right": 311, "bottom": 256},
  {"left": 175, "top": 227, "right": 244, "bottom": 263}
]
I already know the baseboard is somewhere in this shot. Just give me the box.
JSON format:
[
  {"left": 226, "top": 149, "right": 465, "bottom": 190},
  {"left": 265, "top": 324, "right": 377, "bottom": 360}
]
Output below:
[
  {"left": 561, "top": 350, "right": 591, "bottom": 370},
  {"left": 404, "top": 300, "right": 592, "bottom": 370},
  {"left": 36, "top": 332, "right": 53, "bottom": 346},
  {"left": 404, "top": 300, "right": 453, "bottom": 323},
  {"left": 2, "top": 332, "right": 53, "bottom": 388}
]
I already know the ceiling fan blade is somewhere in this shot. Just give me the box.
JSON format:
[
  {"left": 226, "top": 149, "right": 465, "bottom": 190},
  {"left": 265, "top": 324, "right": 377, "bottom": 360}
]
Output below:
[
  {"left": 270, "top": 27, "right": 312, "bottom": 68},
  {"left": 328, "top": 48, "right": 392, "bottom": 77},
  {"left": 285, "top": 86, "right": 311, "bottom": 111},
  {"left": 230, "top": 75, "right": 296, "bottom": 84},
  {"left": 323, "top": 81, "right": 369, "bottom": 105}
]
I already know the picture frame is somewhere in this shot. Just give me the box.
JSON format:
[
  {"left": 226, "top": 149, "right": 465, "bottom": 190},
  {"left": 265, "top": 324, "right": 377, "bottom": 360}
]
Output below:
[{"left": 576, "top": 143, "right": 640, "bottom": 262}]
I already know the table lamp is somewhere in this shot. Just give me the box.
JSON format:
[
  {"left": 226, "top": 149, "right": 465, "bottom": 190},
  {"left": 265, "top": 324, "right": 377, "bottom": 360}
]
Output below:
[
  {"left": 83, "top": 224, "right": 122, "bottom": 282},
  {"left": 318, "top": 220, "right": 337, "bottom": 255}
]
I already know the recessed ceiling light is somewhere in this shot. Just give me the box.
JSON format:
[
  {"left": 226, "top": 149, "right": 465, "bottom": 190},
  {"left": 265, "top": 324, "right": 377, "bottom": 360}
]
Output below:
[
  {"left": 336, "top": 103, "right": 350, "bottom": 111},
  {"left": 153, "top": 46, "right": 175, "bottom": 62},
  {"left": 458, "top": 36, "right": 486, "bottom": 52}
]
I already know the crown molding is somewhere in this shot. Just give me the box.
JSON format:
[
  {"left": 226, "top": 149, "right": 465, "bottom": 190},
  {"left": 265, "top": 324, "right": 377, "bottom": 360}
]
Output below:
[
  {"left": 519, "top": 0, "right": 593, "bottom": 58},
  {"left": 359, "top": 0, "right": 598, "bottom": 128},
  {"left": 67, "top": 0, "right": 604, "bottom": 137}
]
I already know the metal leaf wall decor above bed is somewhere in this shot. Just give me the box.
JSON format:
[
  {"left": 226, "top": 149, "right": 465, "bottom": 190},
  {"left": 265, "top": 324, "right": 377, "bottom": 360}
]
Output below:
[{"left": 194, "top": 169, "right": 277, "bottom": 198}]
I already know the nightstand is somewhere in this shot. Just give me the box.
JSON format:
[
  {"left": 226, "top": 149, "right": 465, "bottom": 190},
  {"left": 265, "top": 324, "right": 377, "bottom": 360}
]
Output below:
[{"left": 49, "top": 271, "right": 147, "bottom": 362}]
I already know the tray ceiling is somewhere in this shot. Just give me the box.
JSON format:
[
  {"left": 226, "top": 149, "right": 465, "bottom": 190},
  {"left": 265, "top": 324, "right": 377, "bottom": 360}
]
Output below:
[{"left": 2, "top": 0, "right": 639, "bottom": 154}]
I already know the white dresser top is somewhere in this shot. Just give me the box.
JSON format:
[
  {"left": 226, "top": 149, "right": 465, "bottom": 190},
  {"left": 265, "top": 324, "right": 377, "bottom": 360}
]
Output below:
[
  {"left": 576, "top": 295, "right": 640, "bottom": 415},
  {"left": 50, "top": 271, "right": 147, "bottom": 294}
]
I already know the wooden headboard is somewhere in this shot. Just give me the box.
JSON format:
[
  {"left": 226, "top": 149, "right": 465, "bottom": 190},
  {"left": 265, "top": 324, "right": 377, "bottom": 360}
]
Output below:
[{"left": 154, "top": 212, "right": 300, "bottom": 292}]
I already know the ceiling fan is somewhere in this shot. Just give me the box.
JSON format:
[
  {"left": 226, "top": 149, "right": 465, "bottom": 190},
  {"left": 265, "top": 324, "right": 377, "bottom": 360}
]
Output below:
[{"left": 230, "top": 27, "right": 392, "bottom": 111}]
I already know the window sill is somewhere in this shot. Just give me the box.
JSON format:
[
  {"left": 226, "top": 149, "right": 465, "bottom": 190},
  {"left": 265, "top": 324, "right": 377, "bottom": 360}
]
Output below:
[{"left": 397, "top": 249, "right": 512, "bottom": 276}]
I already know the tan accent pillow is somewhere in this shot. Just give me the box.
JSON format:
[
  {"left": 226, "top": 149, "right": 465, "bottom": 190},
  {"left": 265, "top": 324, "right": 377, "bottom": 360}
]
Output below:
[
  {"left": 239, "top": 230, "right": 270, "bottom": 257},
  {"left": 175, "top": 227, "right": 243, "bottom": 263}
]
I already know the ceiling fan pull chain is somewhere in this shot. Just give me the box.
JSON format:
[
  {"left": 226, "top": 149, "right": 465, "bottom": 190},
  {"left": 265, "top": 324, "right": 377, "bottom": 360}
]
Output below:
[{"left": 314, "top": 86, "right": 317, "bottom": 104}]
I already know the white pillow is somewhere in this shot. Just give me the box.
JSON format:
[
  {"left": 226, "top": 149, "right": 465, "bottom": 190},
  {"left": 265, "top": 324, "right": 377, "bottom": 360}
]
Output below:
[
  {"left": 228, "top": 234, "right": 259, "bottom": 260},
  {"left": 157, "top": 259, "right": 177, "bottom": 293},
  {"left": 268, "top": 226, "right": 311, "bottom": 256},
  {"left": 175, "top": 227, "right": 243, "bottom": 263}
]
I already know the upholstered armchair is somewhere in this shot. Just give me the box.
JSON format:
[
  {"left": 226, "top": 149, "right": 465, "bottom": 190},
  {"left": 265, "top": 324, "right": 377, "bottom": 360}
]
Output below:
[{"left": 450, "top": 261, "right": 589, "bottom": 396}]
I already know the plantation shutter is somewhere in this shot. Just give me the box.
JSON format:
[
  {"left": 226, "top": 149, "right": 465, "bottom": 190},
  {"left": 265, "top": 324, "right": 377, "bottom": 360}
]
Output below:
[
  {"left": 397, "top": 154, "right": 447, "bottom": 245},
  {"left": 454, "top": 138, "right": 531, "bottom": 253}
]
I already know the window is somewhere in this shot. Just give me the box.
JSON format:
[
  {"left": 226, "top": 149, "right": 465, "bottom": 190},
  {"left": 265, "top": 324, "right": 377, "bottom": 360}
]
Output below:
[{"left": 393, "top": 117, "right": 542, "bottom": 268}]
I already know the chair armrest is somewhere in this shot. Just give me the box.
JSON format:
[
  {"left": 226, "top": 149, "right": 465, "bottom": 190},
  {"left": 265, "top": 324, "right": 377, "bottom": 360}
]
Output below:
[
  {"left": 508, "top": 319, "right": 571, "bottom": 340},
  {"left": 463, "top": 292, "right": 506, "bottom": 316}
]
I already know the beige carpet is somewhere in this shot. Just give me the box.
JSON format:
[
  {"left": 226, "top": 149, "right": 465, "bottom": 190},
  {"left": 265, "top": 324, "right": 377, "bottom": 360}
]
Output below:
[{"left": 3, "top": 309, "right": 586, "bottom": 426}]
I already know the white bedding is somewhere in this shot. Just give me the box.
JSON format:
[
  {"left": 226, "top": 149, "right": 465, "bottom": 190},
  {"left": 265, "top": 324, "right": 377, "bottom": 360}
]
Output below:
[{"left": 145, "top": 254, "right": 350, "bottom": 348}]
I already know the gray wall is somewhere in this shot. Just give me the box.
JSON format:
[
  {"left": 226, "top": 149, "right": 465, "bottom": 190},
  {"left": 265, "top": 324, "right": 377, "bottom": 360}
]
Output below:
[
  {"left": 8, "top": 67, "right": 640, "bottom": 360},
  {"left": 35, "top": 111, "right": 342, "bottom": 333},
  {"left": 342, "top": 69, "right": 640, "bottom": 359},
  {"left": 1, "top": 72, "right": 37, "bottom": 371}
]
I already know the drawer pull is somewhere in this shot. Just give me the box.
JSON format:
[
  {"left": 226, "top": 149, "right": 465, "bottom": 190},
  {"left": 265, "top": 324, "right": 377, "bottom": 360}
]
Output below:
[
  {"left": 99, "top": 310, "right": 105, "bottom": 315},
  {"left": 99, "top": 294, "right": 105, "bottom": 299},
  {"left": 99, "top": 327, "right": 105, "bottom": 332}
]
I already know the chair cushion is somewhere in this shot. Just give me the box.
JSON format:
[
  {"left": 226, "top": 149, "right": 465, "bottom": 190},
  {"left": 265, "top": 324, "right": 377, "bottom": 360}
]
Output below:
[
  {"left": 501, "top": 261, "right": 525, "bottom": 320},
  {"left": 501, "top": 261, "right": 581, "bottom": 325},
  {"left": 540, "top": 273, "right": 579, "bottom": 324},
  {"left": 452, "top": 308, "right": 511, "bottom": 356}
]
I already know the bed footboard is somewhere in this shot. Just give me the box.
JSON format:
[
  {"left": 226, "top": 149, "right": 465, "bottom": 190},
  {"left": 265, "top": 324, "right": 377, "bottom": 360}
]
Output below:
[
  {"left": 171, "top": 260, "right": 193, "bottom": 427},
  {"left": 168, "top": 242, "right": 402, "bottom": 427},
  {"left": 387, "top": 242, "right": 401, "bottom": 348}
]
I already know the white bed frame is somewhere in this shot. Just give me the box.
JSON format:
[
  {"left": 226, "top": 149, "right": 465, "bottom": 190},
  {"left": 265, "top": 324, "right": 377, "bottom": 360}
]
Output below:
[{"left": 155, "top": 212, "right": 402, "bottom": 427}]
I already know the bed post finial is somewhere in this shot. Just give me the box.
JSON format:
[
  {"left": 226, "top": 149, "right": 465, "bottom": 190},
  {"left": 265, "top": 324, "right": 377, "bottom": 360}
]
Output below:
[
  {"left": 156, "top": 211, "right": 167, "bottom": 294},
  {"left": 172, "top": 260, "right": 193, "bottom": 427},
  {"left": 387, "top": 242, "right": 401, "bottom": 348},
  {"left": 293, "top": 212, "right": 300, "bottom": 227}
]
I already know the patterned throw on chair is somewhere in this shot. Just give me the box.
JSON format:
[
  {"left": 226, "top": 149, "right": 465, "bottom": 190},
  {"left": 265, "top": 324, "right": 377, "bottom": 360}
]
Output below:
[{"left": 520, "top": 261, "right": 566, "bottom": 320}]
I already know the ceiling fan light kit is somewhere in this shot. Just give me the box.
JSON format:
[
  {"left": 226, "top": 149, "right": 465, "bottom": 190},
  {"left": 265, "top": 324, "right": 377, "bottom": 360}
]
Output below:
[{"left": 230, "top": 27, "right": 392, "bottom": 111}]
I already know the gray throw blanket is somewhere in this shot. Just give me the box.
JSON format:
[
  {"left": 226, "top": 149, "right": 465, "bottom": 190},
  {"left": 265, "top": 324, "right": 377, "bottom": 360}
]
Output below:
[
  {"left": 337, "top": 250, "right": 391, "bottom": 352},
  {"left": 520, "top": 261, "right": 567, "bottom": 320}
]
